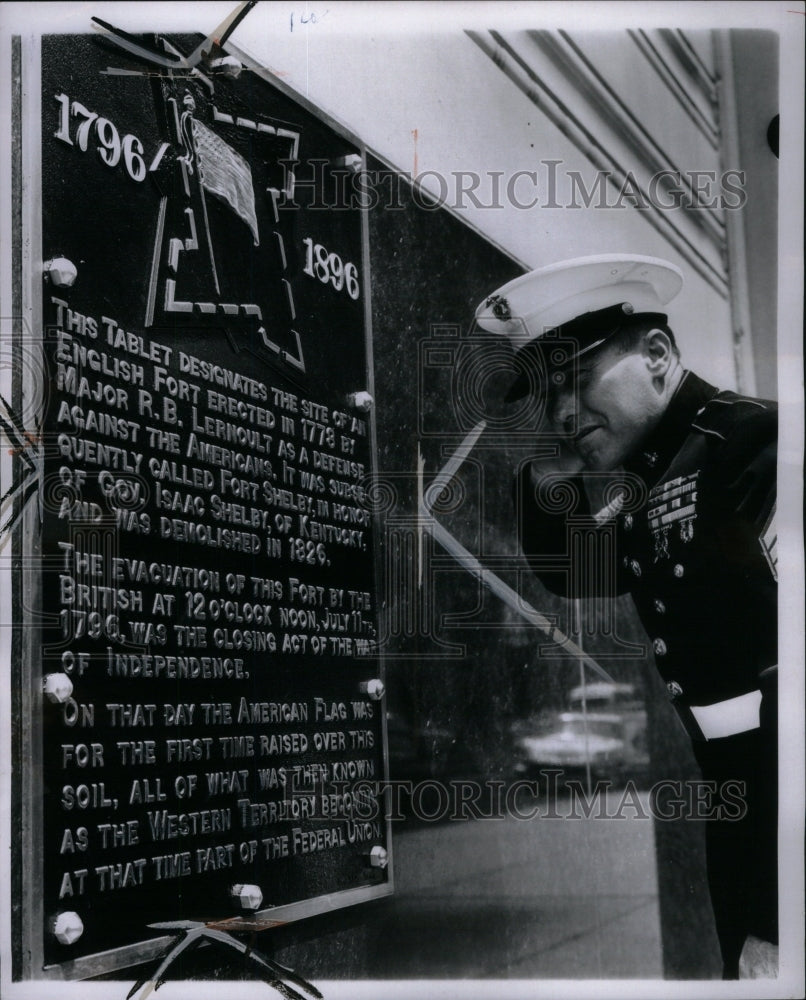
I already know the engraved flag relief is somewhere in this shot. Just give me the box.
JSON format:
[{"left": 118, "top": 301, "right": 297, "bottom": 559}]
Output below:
[{"left": 191, "top": 118, "right": 260, "bottom": 246}]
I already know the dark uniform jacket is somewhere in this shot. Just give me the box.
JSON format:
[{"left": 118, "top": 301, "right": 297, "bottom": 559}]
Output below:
[{"left": 516, "top": 370, "right": 778, "bottom": 975}]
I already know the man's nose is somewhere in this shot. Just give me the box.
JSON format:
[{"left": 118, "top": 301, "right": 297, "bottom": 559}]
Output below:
[{"left": 548, "top": 380, "right": 576, "bottom": 433}]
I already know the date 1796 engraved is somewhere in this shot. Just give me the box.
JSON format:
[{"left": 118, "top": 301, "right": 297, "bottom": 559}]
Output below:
[{"left": 54, "top": 92, "right": 167, "bottom": 183}]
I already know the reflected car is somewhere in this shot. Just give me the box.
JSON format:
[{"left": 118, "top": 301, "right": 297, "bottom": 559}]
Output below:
[
  {"left": 511, "top": 710, "right": 649, "bottom": 785},
  {"left": 568, "top": 681, "right": 641, "bottom": 711}
]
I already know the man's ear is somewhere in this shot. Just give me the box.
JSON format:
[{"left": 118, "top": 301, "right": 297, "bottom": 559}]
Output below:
[{"left": 643, "top": 328, "right": 675, "bottom": 377}]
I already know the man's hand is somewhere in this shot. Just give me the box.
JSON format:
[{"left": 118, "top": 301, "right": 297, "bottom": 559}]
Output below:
[{"left": 738, "top": 935, "right": 778, "bottom": 978}]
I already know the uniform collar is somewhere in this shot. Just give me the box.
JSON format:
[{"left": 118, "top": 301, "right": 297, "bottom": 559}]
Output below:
[{"left": 623, "top": 370, "right": 718, "bottom": 485}]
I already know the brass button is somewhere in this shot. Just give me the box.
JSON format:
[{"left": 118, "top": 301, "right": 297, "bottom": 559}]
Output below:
[
  {"left": 630, "top": 559, "right": 642, "bottom": 577},
  {"left": 653, "top": 638, "right": 668, "bottom": 656},
  {"left": 623, "top": 513, "right": 633, "bottom": 530},
  {"left": 667, "top": 680, "right": 683, "bottom": 700},
  {"left": 673, "top": 564, "right": 685, "bottom": 578},
  {"left": 644, "top": 451, "right": 658, "bottom": 467},
  {"left": 654, "top": 598, "right": 666, "bottom": 614}
]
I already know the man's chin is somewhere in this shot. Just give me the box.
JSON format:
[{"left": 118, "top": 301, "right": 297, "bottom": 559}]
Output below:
[
  {"left": 578, "top": 449, "right": 615, "bottom": 473},
  {"left": 575, "top": 431, "right": 614, "bottom": 472},
  {"left": 571, "top": 435, "right": 624, "bottom": 473}
]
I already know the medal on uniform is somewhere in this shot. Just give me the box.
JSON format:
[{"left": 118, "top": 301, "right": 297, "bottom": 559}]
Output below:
[
  {"left": 648, "top": 472, "right": 699, "bottom": 560},
  {"left": 653, "top": 524, "right": 671, "bottom": 560}
]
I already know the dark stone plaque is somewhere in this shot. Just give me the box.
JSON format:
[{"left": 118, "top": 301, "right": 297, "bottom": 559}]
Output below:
[{"left": 29, "top": 31, "right": 388, "bottom": 972}]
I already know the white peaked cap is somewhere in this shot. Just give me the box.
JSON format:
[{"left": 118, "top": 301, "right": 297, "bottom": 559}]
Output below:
[{"left": 475, "top": 253, "right": 684, "bottom": 352}]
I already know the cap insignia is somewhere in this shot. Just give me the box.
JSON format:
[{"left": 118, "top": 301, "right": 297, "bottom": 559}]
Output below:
[{"left": 486, "top": 294, "right": 512, "bottom": 322}]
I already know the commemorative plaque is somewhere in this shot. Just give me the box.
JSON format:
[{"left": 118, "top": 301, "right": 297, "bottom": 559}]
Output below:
[{"left": 9, "top": 26, "right": 389, "bottom": 979}]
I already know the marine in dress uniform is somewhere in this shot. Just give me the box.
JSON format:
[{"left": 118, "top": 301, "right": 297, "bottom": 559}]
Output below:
[{"left": 475, "top": 255, "right": 778, "bottom": 979}]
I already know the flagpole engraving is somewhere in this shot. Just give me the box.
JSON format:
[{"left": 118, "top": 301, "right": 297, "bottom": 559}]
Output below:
[{"left": 180, "top": 94, "right": 221, "bottom": 295}]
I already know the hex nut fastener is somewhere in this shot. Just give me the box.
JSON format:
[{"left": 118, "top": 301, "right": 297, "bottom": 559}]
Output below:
[
  {"left": 43, "top": 672, "right": 74, "bottom": 704},
  {"left": 347, "top": 391, "right": 373, "bottom": 412},
  {"left": 230, "top": 884, "right": 264, "bottom": 911},
  {"left": 335, "top": 153, "right": 363, "bottom": 173},
  {"left": 49, "top": 911, "right": 83, "bottom": 945},
  {"left": 209, "top": 55, "right": 242, "bottom": 78},
  {"left": 359, "top": 679, "right": 385, "bottom": 701},
  {"left": 367, "top": 846, "right": 388, "bottom": 869},
  {"left": 43, "top": 257, "right": 77, "bottom": 288}
]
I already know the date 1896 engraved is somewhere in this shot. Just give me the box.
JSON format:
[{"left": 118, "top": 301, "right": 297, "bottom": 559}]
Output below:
[{"left": 302, "top": 238, "right": 360, "bottom": 300}]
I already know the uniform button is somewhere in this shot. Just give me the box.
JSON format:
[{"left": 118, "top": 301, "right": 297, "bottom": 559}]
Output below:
[
  {"left": 644, "top": 451, "right": 658, "bottom": 468},
  {"left": 654, "top": 598, "right": 666, "bottom": 614},
  {"left": 673, "top": 564, "right": 685, "bottom": 578},
  {"left": 630, "top": 559, "right": 642, "bottom": 577},
  {"left": 667, "top": 680, "right": 683, "bottom": 700},
  {"left": 653, "top": 638, "right": 668, "bottom": 656},
  {"left": 622, "top": 556, "right": 630, "bottom": 568},
  {"left": 623, "top": 514, "right": 633, "bottom": 530}
]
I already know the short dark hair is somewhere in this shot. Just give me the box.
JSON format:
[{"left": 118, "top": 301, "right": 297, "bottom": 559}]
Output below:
[{"left": 610, "top": 318, "right": 680, "bottom": 359}]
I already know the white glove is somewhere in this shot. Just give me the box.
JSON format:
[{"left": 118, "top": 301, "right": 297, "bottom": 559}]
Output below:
[{"left": 738, "top": 934, "right": 778, "bottom": 979}]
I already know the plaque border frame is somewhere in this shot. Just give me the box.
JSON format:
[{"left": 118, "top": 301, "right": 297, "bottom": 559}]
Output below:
[{"left": 8, "top": 30, "right": 394, "bottom": 983}]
